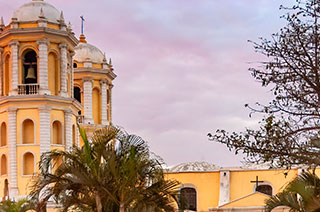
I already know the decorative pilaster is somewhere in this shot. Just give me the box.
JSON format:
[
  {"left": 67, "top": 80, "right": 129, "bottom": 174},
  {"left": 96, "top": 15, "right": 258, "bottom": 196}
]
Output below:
[
  {"left": 107, "top": 83, "right": 113, "bottom": 124},
  {"left": 59, "top": 43, "right": 68, "bottom": 97},
  {"left": 70, "top": 51, "right": 75, "bottom": 98},
  {"left": 219, "top": 170, "right": 230, "bottom": 206},
  {"left": 64, "top": 109, "right": 73, "bottom": 150},
  {"left": 76, "top": 123, "right": 80, "bottom": 147},
  {"left": 37, "top": 40, "right": 50, "bottom": 95},
  {"left": 0, "top": 48, "right": 3, "bottom": 96},
  {"left": 8, "top": 41, "right": 19, "bottom": 96},
  {"left": 8, "top": 107, "right": 18, "bottom": 198},
  {"left": 83, "top": 78, "right": 93, "bottom": 124},
  {"left": 39, "top": 106, "right": 51, "bottom": 155},
  {"left": 100, "top": 80, "right": 108, "bottom": 125}
]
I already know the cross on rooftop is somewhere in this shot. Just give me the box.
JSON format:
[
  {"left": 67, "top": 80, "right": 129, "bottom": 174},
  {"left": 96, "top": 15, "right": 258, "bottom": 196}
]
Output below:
[{"left": 250, "top": 176, "right": 264, "bottom": 188}]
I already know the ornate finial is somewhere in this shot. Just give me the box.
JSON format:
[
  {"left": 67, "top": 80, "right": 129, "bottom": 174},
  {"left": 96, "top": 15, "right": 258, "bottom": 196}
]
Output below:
[
  {"left": 79, "top": 34, "right": 87, "bottom": 43},
  {"left": 60, "top": 11, "right": 65, "bottom": 23},
  {"left": 11, "top": 12, "right": 17, "bottom": 21},
  {"left": 67, "top": 21, "right": 72, "bottom": 30},
  {"left": 0, "top": 17, "right": 4, "bottom": 27},
  {"left": 108, "top": 58, "right": 113, "bottom": 71},
  {"left": 103, "top": 53, "right": 107, "bottom": 62},
  {"left": 80, "top": 16, "right": 85, "bottom": 35},
  {"left": 39, "top": 8, "right": 45, "bottom": 19}
]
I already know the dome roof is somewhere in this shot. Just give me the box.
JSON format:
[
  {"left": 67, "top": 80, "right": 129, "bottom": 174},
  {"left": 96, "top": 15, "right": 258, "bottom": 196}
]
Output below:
[
  {"left": 169, "top": 161, "right": 220, "bottom": 173},
  {"left": 13, "top": 0, "right": 60, "bottom": 24},
  {"left": 74, "top": 42, "right": 105, "bottom": 64}
]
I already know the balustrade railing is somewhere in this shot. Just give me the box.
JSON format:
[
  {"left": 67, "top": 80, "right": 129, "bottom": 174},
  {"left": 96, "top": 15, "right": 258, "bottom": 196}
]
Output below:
[{"left": 18, "top": 84, "right": 39, "bottom": 95}]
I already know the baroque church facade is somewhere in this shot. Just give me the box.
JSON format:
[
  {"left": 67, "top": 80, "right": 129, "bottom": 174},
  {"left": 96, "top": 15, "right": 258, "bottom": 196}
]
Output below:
[{"left": 0, "top": 0, "right": 116, "bottom": 207}]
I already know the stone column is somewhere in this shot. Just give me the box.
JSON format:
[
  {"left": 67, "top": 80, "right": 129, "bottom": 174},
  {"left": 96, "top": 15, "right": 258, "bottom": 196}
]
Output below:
[
  {"left": 70, "top": 51, "right": 75, "bottom": 98},
  {"left": 219, "top": 170, "right": 230, "bottom": 206},
  {"left": 37, "top": 40, "right": 50, "bottom": 95},
  {"left": 39, "top": 106, "right": 51, "bottom": 155},
  {"left": 100, "top": 80, "right": 108, "bottom": 125},
  {"left": 8, "top": 107, "right": 18, "bottom": 198},
  {"left": 83, "top": 78, "right": 93, "bottom": 124},
  {"left": 0, "top": 48, "right": 3, "bottom": 96},
  {"left": 64, "top": 109, "right": 73, "bottom": 150},
  {"left": 8, "top": 41, "right": 19, "bottom": 96},
  {"left": 107, "top": 83, "right": 113, "bottom": 124},
  {"left": 59, "top": 43, "right": 68, "bottom": 97}
]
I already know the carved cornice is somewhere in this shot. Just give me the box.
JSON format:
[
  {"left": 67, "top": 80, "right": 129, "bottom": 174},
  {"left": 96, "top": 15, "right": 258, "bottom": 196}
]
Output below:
[
  {"left": 8, "top": 40, "right": 20, "bottom": 47},
  {"left": 36, "top": 39, "right": 49, "bottom": 46},
  {"left": 59, "top": 43, "right": 68, "bottom": 49}
]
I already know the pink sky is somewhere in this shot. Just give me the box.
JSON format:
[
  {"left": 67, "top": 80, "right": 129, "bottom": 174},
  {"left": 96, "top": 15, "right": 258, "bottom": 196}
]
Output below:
[{"left": 0, "top": 0, "right": 291, "bottom": 167}]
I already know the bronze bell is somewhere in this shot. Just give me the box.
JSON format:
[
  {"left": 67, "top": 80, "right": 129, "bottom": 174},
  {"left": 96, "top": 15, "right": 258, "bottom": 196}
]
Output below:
[{"left": 26, "top": 65, "right": 36, "bottom": 80}]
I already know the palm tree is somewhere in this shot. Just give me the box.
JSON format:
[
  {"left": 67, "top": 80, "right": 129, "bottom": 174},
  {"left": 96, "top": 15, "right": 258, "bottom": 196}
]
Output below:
[
  {"left": 30, "top": 125, "right": 179, "bottom": 212},
  {"left": 0, "top": 199, "right": 35, "bottom": 212},
  {"left": 265, "top": 172, "right": 320, "bottom": 212}
]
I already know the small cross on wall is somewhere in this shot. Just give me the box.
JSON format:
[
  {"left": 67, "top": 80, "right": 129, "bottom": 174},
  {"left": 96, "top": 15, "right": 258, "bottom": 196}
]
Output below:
[{"left": 250, "top": 176, "right": 264, "bottom": 189}]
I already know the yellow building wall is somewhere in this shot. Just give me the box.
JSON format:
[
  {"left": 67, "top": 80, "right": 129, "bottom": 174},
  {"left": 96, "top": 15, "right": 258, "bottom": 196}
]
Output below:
[
  {"left": 50, "top": 110, "right": 65, "bottom": 145},
  {"left": 17, "top": 145, "right": 40, "bottom": 195},
  {"left": 167, "top": 172, "right": 220, "bottom": 212},
  {"left": 16, "top": 109, "right": 39, "bottom": 144},
  {"left": 229, "top": 169, "right": 298, "bottom": 201}
]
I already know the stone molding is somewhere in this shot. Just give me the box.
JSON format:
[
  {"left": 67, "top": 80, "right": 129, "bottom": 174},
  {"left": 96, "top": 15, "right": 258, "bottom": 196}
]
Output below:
[{"left": 0, "top": 28, "right": 78, "bottom": 47}]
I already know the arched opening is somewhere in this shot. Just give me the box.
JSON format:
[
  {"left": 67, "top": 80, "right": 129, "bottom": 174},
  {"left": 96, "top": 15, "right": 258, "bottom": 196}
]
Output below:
[
  {"left": 22, "top": 119, "right": 34, "bottom": 144},
  {"left": 92, "top": 87, "right": 101, "bottom": 124},
  {"left": 1, "top": 155, "right": 7, "bottom": 175},
  {"left": 48, "top": 52, "right": 59, "bottom": 95},
  {"left": 52, "top": 121, "right": 62, "bottom": 145},
  {"left": 72, "top": 124, "right": 76, "bottom": 146},
  {"left": 3, "top": 179, "right": 8, "bottom": 199},
  {"left": 256, "top": 184, "right": 273, "bottom": 196},
  {"left": 23, "top": 152, "right": 34, "bottom": 175},
  {"left": 74, "top": 86, "right": 81, "bottom": 103},
  {"left": 22, "top": 50, "right": 37, "bottom": 84},
  {"left": 1, "top": 122, "right": 7, "bottom": 147},
  {"left": 73, "top": 63, "right": 77, "bottom": 68},
  {"left": 179, "top": 187, "right": 197, "bottom": 211},
  {"left": 4, "top": 54, "right": 10, "bottom": 96}
]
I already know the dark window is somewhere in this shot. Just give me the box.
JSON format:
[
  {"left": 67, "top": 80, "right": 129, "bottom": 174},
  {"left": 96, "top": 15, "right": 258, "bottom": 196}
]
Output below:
[
  {"left": 256, "top": 185, "right": 272, "bottom": 196},
  {"left": 23, "top": 50, "right": 37, "bottom": 84},
  {"left": 74, "top": 87, "right": 81, "bottom": 103},
  {"left": 179, "top": 187, "right": 197, "bottom": 211},
  {"left": 73, "top": 63, "right": 77, "bottom": 68}
]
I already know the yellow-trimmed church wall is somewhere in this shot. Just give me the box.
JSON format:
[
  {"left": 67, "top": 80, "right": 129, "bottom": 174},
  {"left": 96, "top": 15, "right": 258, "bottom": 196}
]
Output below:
[
  {"left": 167, "top": 171, "right": 220, "bottom": 212},
  {"left": 229, "top": 169, "right": 298, "bottom": 201}
]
